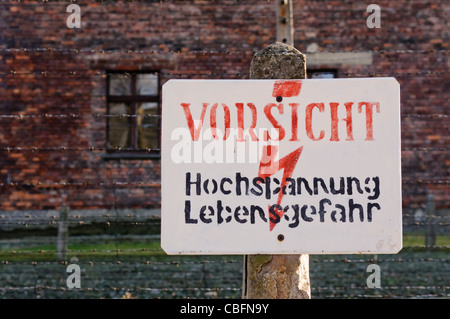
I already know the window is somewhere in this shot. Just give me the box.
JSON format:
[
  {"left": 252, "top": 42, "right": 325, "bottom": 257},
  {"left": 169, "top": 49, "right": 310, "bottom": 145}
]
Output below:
[
  {"left": 307, "top": 69, "right": 337, "bottom": 79},
  {"left": 106, "top": 71, "right": 160, "bottom": 157}
]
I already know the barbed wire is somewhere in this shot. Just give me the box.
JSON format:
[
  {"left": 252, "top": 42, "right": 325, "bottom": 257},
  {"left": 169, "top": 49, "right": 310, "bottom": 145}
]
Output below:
[
  {"left": 0, "top": 247, "right": 448, "bottom": 255},
  {"left": 313, "top": 293, "right": 449, "bottom": 298},
  {"left": 1, "top": 47, "right": 449, "bottom": 55},
  {"left": 0, "top": 146, "right": 161, "bottom": 152},
  {"left": 0, "top": 113, "right": 447, "bottom": 119},
  {"left": 0, "top": 220, "right": 448, "bottom": 227},
  {"left": 403, "top": 213, "right": 450, "bottom": 219},
  {"left": 0, "top": 0, "right": 447, "bottom": 5},
  {"left": 0, "top": 285, "right": 447, "bottom": 293},
  {"left": 1, "top": 211, "right": 449, "bottom": 219},
  {"left": 0, "top": 180, "right": 448, "bottom": 188},
  {"left": 1, "top": 256, "right": 448, "bottom": 265},
  {"left": 312, "top": 285, "right": 450, "bottom": 290},
  {"left": 0, "top": 235, "right": 161, "bottom": 244},
  {"left": 0, "top": 290, "right": 446, "bottom": 299},
  {"left": 0, "top": 146, "right": 447, "bottom": 153},
  {"left": 2, "top": 213, "right": 448, "bottom": 220},
  {"left": 0, "top": 0, "right": 446, "bottom": 2},
  {"left": 0, "top": 181, "right": 162, "bottom": 187},
  {"left": 2, "top": 70, "right": 449, "bottom": 78},
  {"left": 1, "top": 0, "right": 256, "bottom": 3},
  {"left": 0, "top": 282, "right": 447, "bottom": 296},
  {"left": 4, "top": 177, "right": 450, "bottom": 185},
  {"left": 0, "top": 221, "right": 163, "bottom": 226},
  {"left": 0, "top": 285, "right": 240, "bottom": 292},
  {"left": 0, "top": 260, "right": 242, "bottom": 266},
  {"left": 0, "top": 268, "right": 243, "bottom": 277},
  {"left": 6, "top": 234, "right": 448, "bottom": 248},
  {"left": 0, "top": 179, "right": 448, "bottom": 189},
  {"left": 314, "top": 257, "right": 450, "bottom": 263},
  {"left": 0, "top": 114, "right": 161, "bottom": 119},
  {"left": 402, "top": 180, "right": 449, "bottom": 185},
  {"left": 402, "top": 114, "right": 449, "bottom": 119}
]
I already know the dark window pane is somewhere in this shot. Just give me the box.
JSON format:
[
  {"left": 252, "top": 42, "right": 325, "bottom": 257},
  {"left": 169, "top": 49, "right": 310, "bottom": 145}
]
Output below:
[
  {"left": 108, "top": 103, "right": 131, "bottom": 148},
  {"left": 137, "top": 102, "right": 159, "bottom": 149},
  {"left": 310, "top": 71, "right": 336, "bottom": 79},
  {"left": 136, "top": 73, "right": 158, "bottom": 96},
  {"left": 109, "top": 74, "right": 131, "bottom": 96}
]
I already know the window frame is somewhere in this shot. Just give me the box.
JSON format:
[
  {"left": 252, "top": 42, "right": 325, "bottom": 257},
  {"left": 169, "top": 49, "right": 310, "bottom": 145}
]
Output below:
[
  {"left": 104, "top": 70, "right": 161, "bottom": 159},
  {"left": 307, "top": 69, "right": 338, "bottom": 79}
]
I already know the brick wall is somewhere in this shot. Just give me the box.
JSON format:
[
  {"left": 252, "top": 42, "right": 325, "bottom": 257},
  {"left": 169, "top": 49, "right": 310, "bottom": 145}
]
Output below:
[{"left": 0, "top": 0, "right": 448, "bottom": 211}]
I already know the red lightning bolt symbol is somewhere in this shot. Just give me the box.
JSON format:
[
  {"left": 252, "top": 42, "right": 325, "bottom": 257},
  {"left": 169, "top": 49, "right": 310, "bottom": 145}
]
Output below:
[
  {"left": 258, "top": 80, "right": 304, "bottom": 231},
  {"left": 258, "top": 145, "right": 304, "bottom": 231}
]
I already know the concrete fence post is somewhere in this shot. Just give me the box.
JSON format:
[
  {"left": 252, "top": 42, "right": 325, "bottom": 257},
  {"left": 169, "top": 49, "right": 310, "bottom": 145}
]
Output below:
[
  {"left": 242, "top": 42, "right": 311, "bottom": 299},
  {"left": 425, "top": 194, "right": 436, "bottom": 251},
  {"left": 57, "top": 206, "right": 69, "bottom": 261}
]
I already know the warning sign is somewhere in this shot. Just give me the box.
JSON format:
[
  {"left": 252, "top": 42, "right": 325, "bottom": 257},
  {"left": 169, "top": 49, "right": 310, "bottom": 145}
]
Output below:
[{"left": 161, "top": 78, "right": 402, "bottom": 254}]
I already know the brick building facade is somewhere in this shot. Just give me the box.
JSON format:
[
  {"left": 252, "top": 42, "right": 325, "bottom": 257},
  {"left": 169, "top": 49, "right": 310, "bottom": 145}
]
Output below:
[{"left": 0, "top": 0, "right": 448, "bottom": 214}]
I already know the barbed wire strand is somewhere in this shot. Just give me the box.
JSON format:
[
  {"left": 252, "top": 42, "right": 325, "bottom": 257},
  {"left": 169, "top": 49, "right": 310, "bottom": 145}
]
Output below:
[
  {"left": 1, "top": 71, "right": 449, "bottom": 77},
  {"left": 0, "top": 146, "right": 447, "bottom": 153},
  {"left": 0, "top": 286, "right": 447, "bottom": 300},
  {"left": 0, "top": 180, "right": 447, "bottom": 187},
  {"left": 1, "top": 47, "right": 449, "bottom": 54},
  {"left": 0, "top": 247, "right": 448, "bottom": 255},
  {"left": 1, "top": 257, "right": 448, "bottom": 265},
  {"left": 0, "top": 0, "right": 448, "bottom": 7},
  {"left": 0, "top": 113, "right": 447, "bottom": 119},
  {"left": 0, "top": 218, "right": 449, "bottom": 226}
]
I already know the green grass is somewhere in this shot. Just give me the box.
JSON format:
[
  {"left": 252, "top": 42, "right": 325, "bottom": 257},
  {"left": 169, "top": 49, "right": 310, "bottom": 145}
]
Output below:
[
  {"left": 0, "top": 233, "right": 448, "bottom": 263},
  {"left": 0, "top": 239, "right": 166, "bottom": 262},
  {"left": 402, "top": 234, "right": 450, "bottom": 248}
]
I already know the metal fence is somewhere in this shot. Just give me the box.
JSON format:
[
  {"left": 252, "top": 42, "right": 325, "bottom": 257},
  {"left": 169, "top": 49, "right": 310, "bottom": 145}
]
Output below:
[{"left": 0, "top": 201, "right": 448, "bottom": 299}]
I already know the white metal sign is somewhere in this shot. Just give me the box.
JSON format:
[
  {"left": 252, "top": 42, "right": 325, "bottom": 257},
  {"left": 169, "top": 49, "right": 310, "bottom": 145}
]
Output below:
[{"left": 161, "top": 78, "right": 402, "bottom": 254}]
